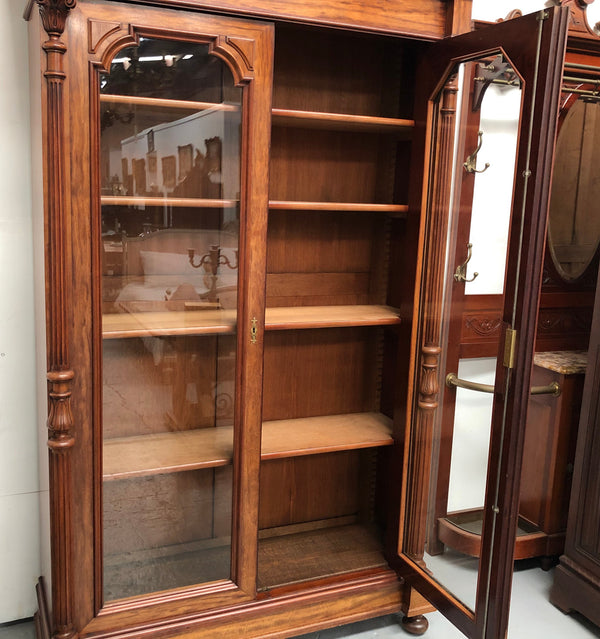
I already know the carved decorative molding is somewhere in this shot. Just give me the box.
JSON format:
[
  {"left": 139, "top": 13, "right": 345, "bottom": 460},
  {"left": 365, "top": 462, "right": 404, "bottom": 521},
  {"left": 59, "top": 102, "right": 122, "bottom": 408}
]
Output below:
[
  {"left": 405, "top": 79, "right": 457, "bottom": 566},
  {"left": 211, "top": 35, "right": 256, "bottom": 84},
  {"left": 554, "top": 0, "right": 599, "bottom": 36},
  {"left": 88, "top": 19, "right": 123, "bottom": 54},
  {"left": 464, "top": 315, "right": 503, "bottom": 338},
  {"left": 537, "top": 308, "right": 593, "bottom": 334},
  {"left": 497, "top": 9, "right": 523, "bottom": 22},
  {"left": 37, "top": 0, "right": 77, "bottom": 35},
  {"left": 37, "top": 1, "right": 77, "bottom": 637}
]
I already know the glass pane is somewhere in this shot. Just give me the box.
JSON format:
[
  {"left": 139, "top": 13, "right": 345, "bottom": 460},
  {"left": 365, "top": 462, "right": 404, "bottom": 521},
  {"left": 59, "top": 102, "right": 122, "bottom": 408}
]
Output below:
[
  {"left": 403, "top": 53, "right": 522, "bottom": 612},
  {"left": 100, "top": 37, "right": 242, "bottom": 601}
]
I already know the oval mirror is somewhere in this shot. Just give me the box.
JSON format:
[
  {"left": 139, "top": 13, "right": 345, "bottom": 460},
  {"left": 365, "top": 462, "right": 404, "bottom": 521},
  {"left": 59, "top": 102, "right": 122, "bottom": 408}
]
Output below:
[{"left": 548, "top": 97, "right": 600, "bottom": 281}]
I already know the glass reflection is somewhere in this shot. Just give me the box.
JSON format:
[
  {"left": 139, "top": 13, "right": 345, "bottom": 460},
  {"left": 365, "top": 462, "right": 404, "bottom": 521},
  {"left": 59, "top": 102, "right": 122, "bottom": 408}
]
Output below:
[
  {"left": 404, "top": 54, "right": 522, "bottom": 612},
  {"left": 100, "top": 37, "right": 242, "bottom": 600}
]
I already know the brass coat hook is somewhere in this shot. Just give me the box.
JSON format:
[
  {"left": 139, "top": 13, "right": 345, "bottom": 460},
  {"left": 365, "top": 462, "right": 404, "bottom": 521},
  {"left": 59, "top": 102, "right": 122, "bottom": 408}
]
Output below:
[
  {"left": 464, "top": 131, "right": 490, "bottom": 174},
  {"left": 454, "top": 242, "right": 479, "bottom": 283}
]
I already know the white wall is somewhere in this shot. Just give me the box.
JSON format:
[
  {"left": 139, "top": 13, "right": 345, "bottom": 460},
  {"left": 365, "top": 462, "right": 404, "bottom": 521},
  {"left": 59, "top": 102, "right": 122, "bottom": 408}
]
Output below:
[
  {"left": 472, "top": 0, "right": 600, "bottom": 25},
  {"left": 0, "top": 0, "right": 41, "bottom": 623}
]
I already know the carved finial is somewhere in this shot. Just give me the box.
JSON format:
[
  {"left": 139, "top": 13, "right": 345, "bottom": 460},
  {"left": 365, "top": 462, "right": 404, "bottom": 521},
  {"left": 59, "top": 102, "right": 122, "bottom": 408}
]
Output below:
[
  {"left": 496, "top": 9, "right": 523, "bottom": 22},
  {"left": 37, "top": 0, "right": 77, "bottom": 36},
  {"left": 553, "top": 0, "right": 598, "bottom": 36}
]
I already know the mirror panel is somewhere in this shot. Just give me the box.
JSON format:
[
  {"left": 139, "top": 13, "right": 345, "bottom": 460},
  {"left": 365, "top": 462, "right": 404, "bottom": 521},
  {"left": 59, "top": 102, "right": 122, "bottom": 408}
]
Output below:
[
  {"left": 548, "top": 92, "right": 600, "bottom": 281},
  {"left": 402, "top": 53, "right": 523, "bottom": 612}
]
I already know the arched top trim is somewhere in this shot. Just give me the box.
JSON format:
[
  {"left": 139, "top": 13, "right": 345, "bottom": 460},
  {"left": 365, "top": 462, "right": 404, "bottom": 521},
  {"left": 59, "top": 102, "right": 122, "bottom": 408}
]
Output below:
[{"left": 88, "top": 21, "right": 255, "bottom": 84}]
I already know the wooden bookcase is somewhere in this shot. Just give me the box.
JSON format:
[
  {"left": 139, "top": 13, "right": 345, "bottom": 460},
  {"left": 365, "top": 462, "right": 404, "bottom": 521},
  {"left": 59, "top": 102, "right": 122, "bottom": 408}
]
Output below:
[{"left": 26, "top": 1, "right": 576, "bottom": 638}]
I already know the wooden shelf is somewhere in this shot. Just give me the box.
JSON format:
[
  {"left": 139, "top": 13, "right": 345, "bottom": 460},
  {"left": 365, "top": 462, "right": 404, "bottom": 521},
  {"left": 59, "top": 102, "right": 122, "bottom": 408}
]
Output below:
[
  {"left": 103, "top": 428, "right": 233, "bottom": 481},
  {"left": 257, "top": 523, "right": 386, "bottom": 589},
  {"left": 101, "top": 196, "right": 238, "bottom": 208},
  {"left": 265, "top": 305, "right": 400, "bottom": 330},
  {"left": 103, "top": 412, "right": 393, "bottom": 480},
  {"left": 437, "top": 509, "right": 551, "bottom": 561},
  {"left": 103, "top": 309, "right": 237, "bottom": 339},
  {"left": 271, "top": 108, "right": 414, "bottom": 136},
  {"left": 102, "top": 305, "right": 400, "bottom": 338},
  {"left": 269, "top": 201, "right": 408, "bottom": 214},
  {"left": 261, "top": 412, "right": 393, "bottom": 460},
  {"left": 100, "top": 93, "right": 239, "bottom": 113}
]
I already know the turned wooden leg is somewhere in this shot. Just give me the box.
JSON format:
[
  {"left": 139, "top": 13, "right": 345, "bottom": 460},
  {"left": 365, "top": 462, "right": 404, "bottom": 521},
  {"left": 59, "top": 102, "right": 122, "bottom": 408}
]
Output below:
[
  {"left": 401, "top": 614, "right": 429, "bottom": 635},
  {"left": 540, "top": 555, "right": 557, "bottom": 571}
]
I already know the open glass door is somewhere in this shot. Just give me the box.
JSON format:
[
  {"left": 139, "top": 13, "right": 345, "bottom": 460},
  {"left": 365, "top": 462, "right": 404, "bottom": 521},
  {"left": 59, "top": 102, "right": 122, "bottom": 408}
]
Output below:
[{"left": 398, "top": 8, "right": 569, "bottom": 639}]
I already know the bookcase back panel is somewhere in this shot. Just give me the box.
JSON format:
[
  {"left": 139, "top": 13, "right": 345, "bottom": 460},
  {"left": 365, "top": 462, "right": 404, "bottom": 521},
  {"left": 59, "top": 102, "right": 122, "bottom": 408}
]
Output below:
[{"left": 262, "top": 328, "right": 381, "bottom": 420}]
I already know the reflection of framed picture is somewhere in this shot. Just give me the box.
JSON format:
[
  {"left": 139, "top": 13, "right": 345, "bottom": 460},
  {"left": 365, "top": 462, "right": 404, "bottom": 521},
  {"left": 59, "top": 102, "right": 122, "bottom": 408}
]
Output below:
[
  {"left": 178, "top": 144, "right": 193, "bottom": 179},
  {"left": 132, "top": 158, "right": 146, "bottom": 195},
  {"left": 147, "top": 152, "right": 157, "bottom": 176},
  {"left": 147, "top": 129, "right": 155, "bottom": 153},
  {"left": 162, "top": 155, "right": 176, "bottom": 189}
]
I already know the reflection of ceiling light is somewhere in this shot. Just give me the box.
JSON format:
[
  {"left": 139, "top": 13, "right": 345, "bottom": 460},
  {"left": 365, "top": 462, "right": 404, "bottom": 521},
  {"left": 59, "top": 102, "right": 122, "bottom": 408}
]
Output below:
[{"left": 111, "top": 53, "right": 193, "bottom": 67}]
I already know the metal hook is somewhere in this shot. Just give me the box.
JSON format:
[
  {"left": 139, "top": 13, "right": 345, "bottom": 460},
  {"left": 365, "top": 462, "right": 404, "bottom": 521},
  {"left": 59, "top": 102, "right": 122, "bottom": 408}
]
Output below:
[
  {"left": 454, "top": 243, "right": 479, "bottom": 283},
  {"left": 464, "top": 131, "right": 491, "bottom": 174}
]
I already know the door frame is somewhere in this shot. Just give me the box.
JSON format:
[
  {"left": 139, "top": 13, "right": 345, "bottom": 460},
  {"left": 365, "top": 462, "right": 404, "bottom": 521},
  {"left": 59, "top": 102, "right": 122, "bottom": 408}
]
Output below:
[{"left": 394, "top": 8, "right": 569, "bottom": 639}]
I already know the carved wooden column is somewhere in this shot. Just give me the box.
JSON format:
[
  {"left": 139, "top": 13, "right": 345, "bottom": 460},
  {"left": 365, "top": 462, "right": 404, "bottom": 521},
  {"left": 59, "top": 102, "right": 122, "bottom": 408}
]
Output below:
[
  {"left": 36, "top": 2, "right": 77, "bottom": 638},
  {"left": 404, "top": 77, "right": 458, "bottom": 565}
]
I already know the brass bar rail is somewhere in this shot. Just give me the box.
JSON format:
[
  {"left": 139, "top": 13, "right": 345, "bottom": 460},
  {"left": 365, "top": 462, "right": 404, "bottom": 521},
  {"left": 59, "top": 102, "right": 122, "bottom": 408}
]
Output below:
[{"left": 445, "top": 373, "right": 561, "bottom": 397}]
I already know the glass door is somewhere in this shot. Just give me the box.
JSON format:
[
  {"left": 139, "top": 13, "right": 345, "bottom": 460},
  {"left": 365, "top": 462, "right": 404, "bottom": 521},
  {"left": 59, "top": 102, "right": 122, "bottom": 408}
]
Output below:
[
  {"left": 76, "top": 1, "right": 273, "bottom": 615},
  {"left": 100, "top": 35, "right": 244, "bottom": 601},
  {"left": 399, "top": 8, "right": 569, "bottom": 639}
]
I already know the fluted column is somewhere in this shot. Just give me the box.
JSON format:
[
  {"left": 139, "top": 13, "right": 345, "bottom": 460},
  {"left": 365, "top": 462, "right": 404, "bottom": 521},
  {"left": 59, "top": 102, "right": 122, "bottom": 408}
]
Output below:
[
  {"left": 404, "top": 77, "right": 458, "bottom": 564},
  {"left": 36, "top": 2, "right": 77, "bottom": 638}
]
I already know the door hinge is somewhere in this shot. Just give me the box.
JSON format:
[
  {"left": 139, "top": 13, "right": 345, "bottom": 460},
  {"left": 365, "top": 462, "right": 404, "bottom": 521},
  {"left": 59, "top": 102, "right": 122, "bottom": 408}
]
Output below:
[{"left": 503, "top": 327, "right": 517, "bottom": 369}]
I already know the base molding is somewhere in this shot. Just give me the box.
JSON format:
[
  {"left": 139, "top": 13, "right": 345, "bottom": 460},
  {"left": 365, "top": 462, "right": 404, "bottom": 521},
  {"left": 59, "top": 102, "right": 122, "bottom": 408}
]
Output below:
[
  {"left": 83, "top": 571, "right": 413, "bottom": 638},
  {"left": 34, "top": 577, "right": 51, "bottom": 639},
  {"left": 550, "top": 557, "right": 600, "bottom": 627}
]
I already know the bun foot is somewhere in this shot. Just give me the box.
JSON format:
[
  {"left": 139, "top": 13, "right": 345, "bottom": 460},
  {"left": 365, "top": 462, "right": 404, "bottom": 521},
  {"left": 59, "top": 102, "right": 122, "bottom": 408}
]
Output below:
[{"left": 401, "top": 614, "right": 429, "bottom": 635}]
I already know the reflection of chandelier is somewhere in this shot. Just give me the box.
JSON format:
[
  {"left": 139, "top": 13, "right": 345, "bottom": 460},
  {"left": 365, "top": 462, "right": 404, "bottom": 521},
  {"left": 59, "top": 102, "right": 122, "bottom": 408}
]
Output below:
[{"left": 188, "top": 245, "right": 238, "bottom": 303}]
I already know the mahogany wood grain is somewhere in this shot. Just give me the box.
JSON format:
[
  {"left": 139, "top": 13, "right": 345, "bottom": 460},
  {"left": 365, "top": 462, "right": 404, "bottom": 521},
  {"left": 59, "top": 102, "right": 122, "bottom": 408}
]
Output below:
[
  {"left": 36, "top": 1, "right": 79, "bottom": 636},
  {"left": 262, "top": 328, "right": 380, "bottom": 421},
  {"left": 103, "top": 471, "right": 218, "bottom": 556},
  {"left": 272, "top": 108, "right": 414, "bottom": 135},
  {"left": 269, "top": 128, "right": 393, "bottom": 204},
  {"left": 85, "top": 570, "right": 404, "bottom": 638},
  {"left": 257, "top": 525, "right": 386, "bottom": 589},
  {"left": 398, "top": 10, "right": 570, "bottom": 639},
  {"left": 551, "top": 269, "right": 600, "bottom": 626},
  {"left": 404, "top": 77, "right": 458, "bottom": 565},
  {"left": 103, "top": 412, "right": 393, "bottom": 480},
  {"left": 102, "top": 308, "right": 237, "bottom": 337},
  {"left": 47, "top": 2, "right": 276, "bottom": 628},
  {"left": 102, "top": 305, "right": 399, "bottom": 337},
  {"left": 266, "top": 273, "right": 371, "bottom": 307},
  {"left": 520, "top": 365, "right": 584, "bottom": 536},
  {"left": 111, "top": 0, "right": 449, "bottom": 38},
  {"left": 269, "top": 201, "right": 408, "bottom": 213},
  {"left": 100, "top": 93, "right": 239, "bottom": 112},
  {"left": 258, "top": 452, "right": 362, "bottom": 529},
  {"left": 264, "top": 305, "right": 400, "bottom": 330},
  {"left": 101, "top": 196, "right": 237, "bottom": 208}
]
